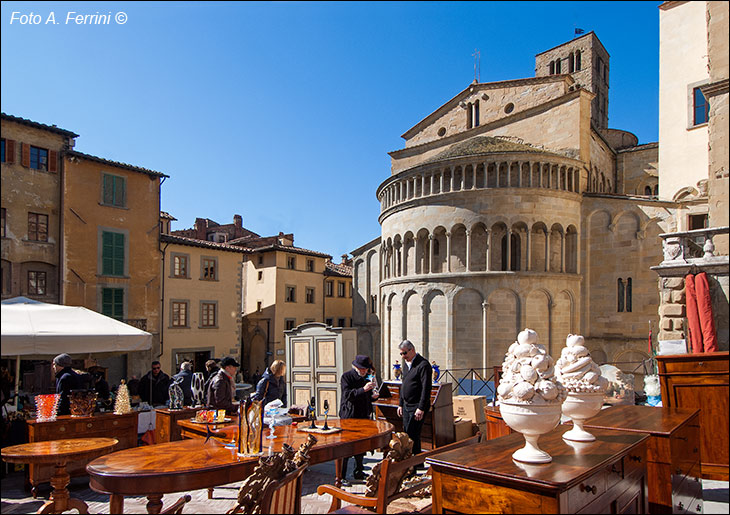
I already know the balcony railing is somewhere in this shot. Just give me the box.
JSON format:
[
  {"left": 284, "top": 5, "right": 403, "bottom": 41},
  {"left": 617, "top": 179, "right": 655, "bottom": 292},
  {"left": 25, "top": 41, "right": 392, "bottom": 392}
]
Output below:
[{"left": 659, "top": 226, "right": 729, "bottom": 264}]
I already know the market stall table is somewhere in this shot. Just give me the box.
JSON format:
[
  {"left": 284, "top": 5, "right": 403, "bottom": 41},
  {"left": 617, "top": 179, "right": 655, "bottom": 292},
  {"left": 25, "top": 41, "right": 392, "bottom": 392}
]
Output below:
[
  {"left": 87, "top": 419, "right": 393, "bottom": 514},
  {"left": 2, "top": 438, "right": 118, "bottom": 514}
]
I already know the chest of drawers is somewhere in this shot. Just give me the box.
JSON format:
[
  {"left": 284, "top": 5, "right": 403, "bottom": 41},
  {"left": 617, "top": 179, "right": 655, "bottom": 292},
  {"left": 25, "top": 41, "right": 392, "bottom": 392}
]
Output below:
[
  {"left": 26, "top": 412, "right": 138, "bottom": 493},
  {"left": 427, "top": 427, "right": 649, "bottom": 514}
]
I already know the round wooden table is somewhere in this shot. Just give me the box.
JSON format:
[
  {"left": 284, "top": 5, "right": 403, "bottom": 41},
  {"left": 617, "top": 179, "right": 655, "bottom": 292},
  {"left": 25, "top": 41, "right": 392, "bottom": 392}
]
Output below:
[
  {"left": 87, "top": 419, "right": 393, "bottom": 514},
  {"left": 2, "top": 438, "right": 118, "bottom": 514}
]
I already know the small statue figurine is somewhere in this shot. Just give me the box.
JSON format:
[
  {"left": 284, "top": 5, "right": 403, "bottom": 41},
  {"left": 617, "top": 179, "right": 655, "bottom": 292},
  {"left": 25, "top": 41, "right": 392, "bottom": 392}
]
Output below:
[
  {"left": 393, "top": 361, "right": 402, "bottom": 380},
  {"left": 322, "top": 399, "right": 330, "bottom": 431},
  {"left": 168, "top": 377, "right": 184, "bottom": 410},
  {"left": 307, "top": 396, "right": 317, "bottom": 429},
  {"left": 431, "top": 361, "right": 440, "bottom": 383}
]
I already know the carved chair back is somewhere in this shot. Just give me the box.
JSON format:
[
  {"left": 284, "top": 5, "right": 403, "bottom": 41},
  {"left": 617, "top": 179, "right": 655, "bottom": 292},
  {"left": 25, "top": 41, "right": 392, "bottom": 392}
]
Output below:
[{"left": 261, "top": 463, "right": 307, "bottom": 514}]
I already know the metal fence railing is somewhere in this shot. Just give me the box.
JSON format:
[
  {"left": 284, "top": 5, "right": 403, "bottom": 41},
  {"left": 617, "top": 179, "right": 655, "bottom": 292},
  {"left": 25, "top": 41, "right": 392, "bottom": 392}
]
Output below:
[{"left": 436, "top": 368, "right": 496, "bottom": 398}]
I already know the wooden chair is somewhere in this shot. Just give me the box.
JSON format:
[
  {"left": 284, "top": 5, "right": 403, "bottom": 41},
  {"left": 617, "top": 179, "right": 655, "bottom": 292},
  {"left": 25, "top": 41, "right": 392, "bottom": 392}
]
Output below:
[
  {"left": 160, "top": 494, "right": 192, "bottom": 514},
  {"left": 318, "top": 433, "right": 481, "bottom": 514},
  {"left": 228, "top": 463, "right": 308, "bottom": 514}
]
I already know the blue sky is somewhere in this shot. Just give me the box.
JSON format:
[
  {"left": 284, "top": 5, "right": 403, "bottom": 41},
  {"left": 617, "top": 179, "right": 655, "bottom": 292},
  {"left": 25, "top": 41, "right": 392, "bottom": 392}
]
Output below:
[{"left": 1, "top": 1, "right": 661, "bottom": 259}]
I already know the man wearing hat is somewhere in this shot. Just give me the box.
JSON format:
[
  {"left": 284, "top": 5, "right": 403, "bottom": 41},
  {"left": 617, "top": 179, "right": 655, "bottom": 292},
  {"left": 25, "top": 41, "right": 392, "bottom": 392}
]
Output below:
[
  {"left": 207, "top": 356, "right": 240, "bottom": 414},
  {"left": 52, "top": 353, "right": 81, "bottom": 416},
  {"left": 339, "top": 355, "right": 379, "bottom": 483}
]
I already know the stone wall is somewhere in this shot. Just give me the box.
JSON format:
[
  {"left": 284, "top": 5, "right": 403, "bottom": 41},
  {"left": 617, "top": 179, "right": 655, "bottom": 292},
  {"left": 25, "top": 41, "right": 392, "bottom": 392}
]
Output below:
[{"left": 618, "top": 144, "right": 659, "bottom": 196}]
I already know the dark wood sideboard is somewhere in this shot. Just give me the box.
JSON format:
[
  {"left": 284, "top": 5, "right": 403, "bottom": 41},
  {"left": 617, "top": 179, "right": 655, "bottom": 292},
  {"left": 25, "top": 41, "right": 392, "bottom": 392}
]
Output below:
[
  {"left": 154, "top": 407, "right": 199, "bottom": 443},
  {"left": 583, "top": 404, "right": 702, "bottom": 514},
  {"left": 657, "top": 351, "right": 729, "bottom": 481},
  {"left": 26, "top": 411, "right": 138, "bottom": 493},
  {"left": 427, "top": 427, "right": 649, "bottom": 514},
  {"left": 373, "top": 381, "right": 454, "bottom": 449}
]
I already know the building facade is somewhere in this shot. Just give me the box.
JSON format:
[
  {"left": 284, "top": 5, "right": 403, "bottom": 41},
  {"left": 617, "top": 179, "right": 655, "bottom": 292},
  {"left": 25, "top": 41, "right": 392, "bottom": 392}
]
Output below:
[
  {"left": 159, "top": 216, "right": 246, "bottom": 375},
  {"left": 353, "top": 32, "right": 677, "bottom": 379},
  {"left": 1, "top": 114, "right": 78, "bottom": 303}
]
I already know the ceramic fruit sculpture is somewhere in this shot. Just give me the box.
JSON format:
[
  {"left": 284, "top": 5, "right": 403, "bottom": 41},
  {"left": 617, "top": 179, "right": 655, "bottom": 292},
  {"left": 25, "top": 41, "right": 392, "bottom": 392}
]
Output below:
[
  {"left": 114, "top": 380, "right": 132, "bottom": 415},
  {"left": 497, "top": 328, "right": 567, "bottom": 463},
  {"left": 556, "top": 334, "right": 608, "bottom": 441}
]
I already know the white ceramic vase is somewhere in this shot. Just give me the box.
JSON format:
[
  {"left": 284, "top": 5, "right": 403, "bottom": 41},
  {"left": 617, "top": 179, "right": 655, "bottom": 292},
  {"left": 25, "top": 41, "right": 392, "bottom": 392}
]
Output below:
[
  {"left": 499, "top": 402, "right": 562, "bottom": 463},
  {"left": 561, "top": 392, "right": 604, "bottom": 442}
]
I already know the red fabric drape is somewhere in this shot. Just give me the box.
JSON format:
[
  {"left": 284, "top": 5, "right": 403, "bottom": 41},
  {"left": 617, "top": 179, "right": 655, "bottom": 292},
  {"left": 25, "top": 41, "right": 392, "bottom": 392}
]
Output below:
[
  {"left": 685, "top": 274, "right": 703, "bottom": 353},
  {"left": 694, "top": 272, "right": 718, "bottom": 352}
]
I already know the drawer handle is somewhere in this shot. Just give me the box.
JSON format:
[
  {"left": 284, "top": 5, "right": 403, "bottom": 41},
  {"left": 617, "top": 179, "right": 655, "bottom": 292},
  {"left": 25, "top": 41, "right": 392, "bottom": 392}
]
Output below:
[
  {"left": 693, "top": 447, "right": 698, "bottom": 453},
  {"left": 676, "top": 436, "right": 688, "bottom": 441},
  {"left": 87, "top": 423, "right": 93, "bottom": 428},
  {"left": 59, "top": 426, "right": 66, "bottom": 432},
  {"left": 113, "top": 421, "right": 118, "bottom": 426},
  {"left": 579, "top": 484, "right": 597, "bottom": 495},
  {"left": 629, "top": 455, "right": 642, "bottom": 463},
  {"left": 610, "top": 464, "right": 621, "bottom": 474}
]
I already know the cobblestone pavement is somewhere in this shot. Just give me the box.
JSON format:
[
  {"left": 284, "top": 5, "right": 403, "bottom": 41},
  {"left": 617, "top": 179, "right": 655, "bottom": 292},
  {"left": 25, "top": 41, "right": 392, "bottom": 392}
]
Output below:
[{"left": 1, "top": 459, "right": 726, "bottom": 514}]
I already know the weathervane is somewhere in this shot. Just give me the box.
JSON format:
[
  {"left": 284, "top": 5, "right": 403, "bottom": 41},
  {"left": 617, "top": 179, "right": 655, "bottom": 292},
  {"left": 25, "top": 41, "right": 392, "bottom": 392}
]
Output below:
[{"left": 472, "top": 49, "right": 481, "bottom": 83}]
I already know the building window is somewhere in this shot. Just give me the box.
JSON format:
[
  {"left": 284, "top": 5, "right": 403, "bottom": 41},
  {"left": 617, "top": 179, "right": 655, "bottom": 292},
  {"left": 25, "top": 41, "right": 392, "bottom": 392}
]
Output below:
[
  {"left": 568, "top": 52, "right": 575, "bottom": 73},
  {"left": 626, "top": 278, "right": 632, "bottom": 312},
  {"left": 1, "top": 208, "right": 5, "bottom": 238},
  {"left": 617, "top": 278, "right": 625, "bottom": 312},
  {"left": 0, "top": 139, "right": 5, "bottom": 163},
  {"left": 173, "top": 255, "right": 188, "bottom": 278},
  {"left": 555, "top": 58, "right": 561, "bottom": 74},
  {"left": 325, "top": 280, "right": 333, "bottom": 297},
  {"left": 172, "top": 301, "right": 188, "bottom": 327},
  {"left": 27, "top": 212, "right": 48, "bottom": 242},
  {"left": 29, "top": 146, "right": 48, "bottom": 171},
  {"left": 693, "top": 87, "right": 709, "bottom": 126},
  {"left": 286, "top": 286, "right": 296, "bottom": 302},
  {"left": 201, "top": 302, "right": 217, "bottom": 327},
  {"left": 466, "top": 102, "right": 473, "bottom": 129},
  {"left": 370, "top": 295, "right": 377, "bottom": 314},
  {"left": 575, "top": 50, "right": 581, "bottom": 71},
  {"left": 287, "top": 256, "right": 296, "bottom": 269},
  {"left": 102, "top": 231, "right": 125, "bottom": 276},
  {"left": 258, "top": 271, "right": 263, "bottom": 281},
  {"left": 285, "top": 319, "right": 296, "bottom": 331},
  {"left": 325, "top": 318, "right": 333, "bottom": 326},
  {"left": 653, "top": 184, "right": 658, "bottom": 196},
  {"left": 201, "top": 257, "right": 217, "bottom": 280},
  {"left": 102, "top": 173, "right": 126, "bottom": 207},
  {"left": 644, "top": 186, "right": 652, "bottom": 196},
  {"left": 305, "top": 287, "right": 315, "bottom": 304},
  {"left": 257, "top": 301, "right": 263, "bottom": 313},
  {"left": 338, "top": 318, "right": 345, "bottom": 327},
  {"left": 258, "top": 255, "right": 264, "bottom": 265},
  {"left": 27, "top": 271, "right": 46, "bottom": 295},
  {"left": 306, "top": 259, "right": 314, "bottom": 272},
  {"left": 549, "top": 61, "right": 555, "bottom": 75},
  {"left": 473, "top": 100, "right": 480, "bottom": 127},
  {"left": 102, "top": 287, "right": 124, "bottom": 320},
  {"left": 337, "top": 281, "right": 346, "bottom": 297}
]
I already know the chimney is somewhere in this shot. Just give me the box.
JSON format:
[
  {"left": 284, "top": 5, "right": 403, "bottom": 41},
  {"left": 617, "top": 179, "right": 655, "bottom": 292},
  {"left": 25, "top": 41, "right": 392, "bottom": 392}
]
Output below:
[
  {"left": 341, "top": 254, "right": 349, "bottom": 264},
  {"left": 195, "top": 218, "right": 207, "bottom": 240},
  {"left": 234, "top": 214, "right": 242, "bottom": 228}
]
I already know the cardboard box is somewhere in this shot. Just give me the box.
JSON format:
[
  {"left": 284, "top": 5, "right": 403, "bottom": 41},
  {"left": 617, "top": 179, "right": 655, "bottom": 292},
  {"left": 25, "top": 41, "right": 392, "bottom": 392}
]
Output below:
[
  {"left": 454, "top": 417, "right": 473, "bottom": 441},
  {"left": 453, "top": 395, "right": 487, "bottom": 424}
]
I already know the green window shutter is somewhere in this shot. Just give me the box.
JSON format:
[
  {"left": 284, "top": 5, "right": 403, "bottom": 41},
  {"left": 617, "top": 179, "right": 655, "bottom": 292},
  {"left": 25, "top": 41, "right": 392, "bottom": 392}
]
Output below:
[
  {"left": 113, "top": 232, "right": 125, "bottom": 275},
  {"left": 116, "top": 176, "right": 126, "bottom": 207},
  {"left": 102, "top": 288, "right": 113, "bottom": 317},
  {"left": 102, "top": 232, "right": 114, "bottom": 275},
  {"left": 103, "top": 174, "right": 114, "bottom": 205},
  {"left": 113, "top": 288, "right": 124, "bottom": 319}
]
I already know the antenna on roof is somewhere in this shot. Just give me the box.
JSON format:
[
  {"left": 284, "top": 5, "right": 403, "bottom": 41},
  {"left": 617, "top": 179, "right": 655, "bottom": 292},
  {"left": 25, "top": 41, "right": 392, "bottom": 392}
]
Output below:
[{"left": 472, "top": 49, "right": 481, "bottom": 83}]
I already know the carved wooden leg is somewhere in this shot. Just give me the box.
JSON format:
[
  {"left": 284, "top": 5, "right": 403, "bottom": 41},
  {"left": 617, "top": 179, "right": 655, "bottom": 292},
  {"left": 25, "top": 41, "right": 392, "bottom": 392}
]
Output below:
[
  {"left": 208, "top": 488, "right": 214, "bottom": 499},
  {"left": 110, "top": 494, "right": 125, "bottom": 514},
  {"left": 66, "top": 498, "right": 90, "bottom": 514},
  {"left": 31, "top": 485, "right": 38, "bottom": 499},
  {"left": 335, "top": 458, "right": 343, "bottom": 487},
  {"left": 45, "top": 462, "right": 71, "bottom": 513},
  {"left": 38, "top": 500, "right": 57, "bottom": 514},
  {"left": 146, "top": 494, "right": 164, "bottom": 514}
]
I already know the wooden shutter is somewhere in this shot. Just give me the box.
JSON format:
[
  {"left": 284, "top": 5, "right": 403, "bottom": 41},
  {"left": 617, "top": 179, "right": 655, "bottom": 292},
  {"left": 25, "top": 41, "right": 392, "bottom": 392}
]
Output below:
[
  {"left": 113, "top": 233, "right": 125, "bottom": 275},
  {"left": 21, "top": 143, "right": 30, "bottom": 167},
  {"left": 102, "top": 232, "right": 114, "bottom": 275},
  {"left": 113, "top": 288, "right": 124, "bottom": 319},
  {"left": 102, "top": 288, "right": 113, "bottom": 316},
  {"left": 117, "top": 176, "right": 126, "bottom": 207},
  {"left": 5, "top": 139, "right": 15, "bottom": 163},
  {"left": 103, "top": 174, "right": 114, "bottom": 205},
  {"left": 48, "top": 150, "right": 58, "bottom": 172}
]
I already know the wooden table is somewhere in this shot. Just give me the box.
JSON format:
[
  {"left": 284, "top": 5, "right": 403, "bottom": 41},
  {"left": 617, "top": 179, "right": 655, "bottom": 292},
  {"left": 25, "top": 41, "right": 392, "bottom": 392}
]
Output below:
[
  {"left": 657, "top": 351, "right": 729, "bottom": 480},
  {"left": 154, "top": 408, "right": 198, "bottom": 443},
  {"left": 26, "top": 411, "right": 138, "bottom": 495},
  {"left": 426, "top": 427, "right": 649, "bottom": 514},
  {"left": 87, "top": 419, "right": 393, "bottom": 514},
  {"left": 582, "top": 404, "right": 703, "bottom": 514},
  {"left": 2, "top": 438, "right": 118, "bottom": 514}
]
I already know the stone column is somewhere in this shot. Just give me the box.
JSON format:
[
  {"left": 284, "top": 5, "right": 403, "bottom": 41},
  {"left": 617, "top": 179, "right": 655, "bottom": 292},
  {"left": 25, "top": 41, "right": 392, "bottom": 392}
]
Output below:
[
  {"left": 440, "top": 171, "right": 444, "bottom": 193},
  {"left": 466, "top": 229, "right": 472, "bottom": 272},
  {"left": 560, "top": 232, "right": 566, "bottom": 273},
  {"left": 516, "top": 162, "right": 521, "bottom": 188},
  {"left": 506, "top": 228, "right": 512, "bottom": 271},
  {"left": 421, "top": 174, "right": 425, "bottom": 196},
  {"left": 405, "top": 179, "right": 410, "bottom": 200},
  {"left": 449, "top": 168, "right": 455, "bottom": 192},
  {"left": 526, "top": 228, "right": 531, "bottom": 271},
  {"left": 446, "top": 231, "right": 452, "bottom": 273},
  {"left": 545, "top": 229, "right": 551, "bottom": 272},
  {"left": 386, "top": 304, "right": 392, "bottom": 377},
  {"left": 471, "top": 165, "right": 476, "bottom": 190},
  {"left": 482, "top": 301, "right": 489, "bottom": 370},
  {"left": 421, "top": 302, "right": 430, "bottom": 360}
]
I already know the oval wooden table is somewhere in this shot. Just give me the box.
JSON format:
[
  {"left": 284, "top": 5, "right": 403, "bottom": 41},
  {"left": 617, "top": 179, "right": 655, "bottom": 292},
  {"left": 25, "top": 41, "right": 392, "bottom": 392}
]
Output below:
[
  {"left": 87, "top": 419, "right": 394, "bottom": 514},
  {"left": 2, "top": 438, "right": 119, "bottom": 514}
]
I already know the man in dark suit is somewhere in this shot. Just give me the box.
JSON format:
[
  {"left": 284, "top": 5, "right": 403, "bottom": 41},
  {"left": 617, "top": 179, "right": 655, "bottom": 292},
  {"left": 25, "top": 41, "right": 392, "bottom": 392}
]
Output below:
[
  {"left": 396, "top": 340, "right": 432, "bottom": 455},
  {"left": 339, "top": 355, "right": 379, "bottom": 484}
]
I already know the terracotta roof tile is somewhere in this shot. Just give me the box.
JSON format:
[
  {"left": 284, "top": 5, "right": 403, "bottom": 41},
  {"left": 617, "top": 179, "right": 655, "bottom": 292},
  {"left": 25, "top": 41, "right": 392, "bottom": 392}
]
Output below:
[{"left": 161, "top": 233, "right": 251, "bottom": 253}]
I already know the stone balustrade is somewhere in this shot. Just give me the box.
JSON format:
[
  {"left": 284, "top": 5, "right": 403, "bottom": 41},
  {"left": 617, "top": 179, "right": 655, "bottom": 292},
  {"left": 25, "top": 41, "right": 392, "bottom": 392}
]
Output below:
[{"left": 659, "top": 226, "right": 730, "bottom": 264}]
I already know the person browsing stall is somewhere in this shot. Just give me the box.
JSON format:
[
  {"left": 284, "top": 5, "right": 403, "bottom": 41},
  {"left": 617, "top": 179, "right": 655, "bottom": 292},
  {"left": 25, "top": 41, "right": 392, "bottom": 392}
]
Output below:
[
  {"left": 207, "top": 356, "right": 239, "bottom": 414},
  {"left": 52, "top": 353, "right": 82, "bottom": 416},
  {"left": 396, "top": 340, "right": 432, "bottom": 455},
  {"left": 253, "top": 360, "right": 287, "bottom": 407}
]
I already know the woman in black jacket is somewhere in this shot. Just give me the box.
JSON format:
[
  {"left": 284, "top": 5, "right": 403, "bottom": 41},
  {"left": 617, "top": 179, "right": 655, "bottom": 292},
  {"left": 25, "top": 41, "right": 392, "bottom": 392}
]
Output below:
[
  {"left": 339, "top": 355, "right": 379, "bottom": 483},
  {"left": 254, "top": 360, "right": 287, "bottom": 407}
]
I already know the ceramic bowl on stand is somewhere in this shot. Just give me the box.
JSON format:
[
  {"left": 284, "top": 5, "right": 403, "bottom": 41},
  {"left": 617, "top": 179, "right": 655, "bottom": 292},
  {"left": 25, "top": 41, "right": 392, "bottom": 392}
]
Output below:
[
  {"left": 561, "top": 392, "right": 604, "bottom": 442},
  {"left": 499, "top": 402, "right": 562, "bottom": 463}
]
